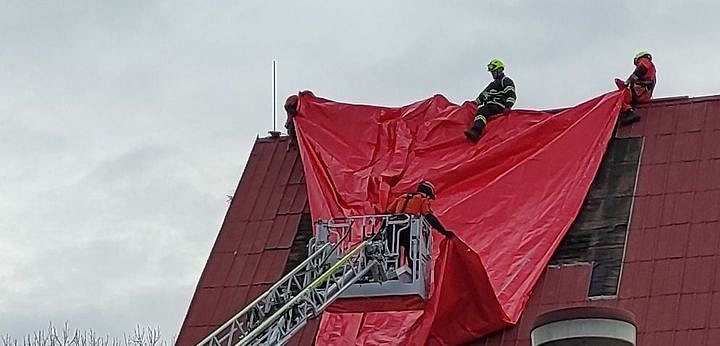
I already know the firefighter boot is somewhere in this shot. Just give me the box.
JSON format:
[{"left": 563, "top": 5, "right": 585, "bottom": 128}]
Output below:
[
  {"left": 464, "top": 120, "right": 486, "bottom": 142},
  {"left": 619, "top": 109, "right": 640, "bottom": 127}
]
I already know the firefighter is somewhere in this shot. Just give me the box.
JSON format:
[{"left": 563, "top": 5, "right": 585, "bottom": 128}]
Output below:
[
  {"left": 385, "top": 180, "right": 453, "bottom": 268},
  {"left": 619, "top": 51, "right": 656, "bottom": 126},
  {"left": 284, "top": 95, "right": 299, "bottom": 146},
  {"left": 465, "top": 59, "right": 517, "bottom": 142}
]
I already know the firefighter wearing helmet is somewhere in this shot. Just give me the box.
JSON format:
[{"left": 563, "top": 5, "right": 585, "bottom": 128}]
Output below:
[
  {"left": 465, "top": 59, "right": 517, "bottom": 142},
  {"left": 618, "top": 51, "right": 657, "bottom": 126},
  {"left": 385, "top": 180, "right": 454, "bottom": 267}
]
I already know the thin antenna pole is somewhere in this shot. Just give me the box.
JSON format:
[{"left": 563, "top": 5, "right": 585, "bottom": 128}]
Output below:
[{"left": 272, "top": 59, "right": 277, "bottom": 132}]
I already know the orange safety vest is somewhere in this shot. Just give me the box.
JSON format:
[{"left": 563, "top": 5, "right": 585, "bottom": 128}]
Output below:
[
  {"left": 386, "top": 193, "right": 432, "bottom": 215},
  {"left": 634, "top": 57, "right": 656, "bottom": 92}
]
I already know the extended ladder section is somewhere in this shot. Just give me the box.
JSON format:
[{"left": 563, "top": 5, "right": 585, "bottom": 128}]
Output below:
[{"left": 197, "top": 214, "right": 432, "bottom": 346}]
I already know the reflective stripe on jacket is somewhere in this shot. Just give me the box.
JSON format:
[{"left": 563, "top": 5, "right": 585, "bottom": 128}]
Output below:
[{"left": 476, "top": 75, "right": 516, "bottom": 109}]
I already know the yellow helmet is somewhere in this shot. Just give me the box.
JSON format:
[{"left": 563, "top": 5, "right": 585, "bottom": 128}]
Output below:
[
  {"left": 487, "top": 59, "right": 505, "bottom": 72},
  {"left": 634, "top": 51, "right": 651, "bottom": 63}
]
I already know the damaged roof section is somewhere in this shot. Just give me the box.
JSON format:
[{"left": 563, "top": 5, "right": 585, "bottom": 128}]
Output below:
[{"left": 550, "top": 137, "right": 643, "bottom": 297}]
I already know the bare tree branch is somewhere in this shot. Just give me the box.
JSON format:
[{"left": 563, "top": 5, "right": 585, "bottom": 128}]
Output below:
[{"left": 2, "top": 323, "right": 170, "bottom": 346}]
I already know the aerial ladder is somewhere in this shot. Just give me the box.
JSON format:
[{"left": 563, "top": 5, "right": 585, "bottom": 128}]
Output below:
[{"left": 196, "top": 214, "right": 433, "bottom": 346}]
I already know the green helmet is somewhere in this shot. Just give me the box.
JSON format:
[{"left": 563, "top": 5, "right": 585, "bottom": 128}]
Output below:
[
  {"left": 634, "top": 51, "right": 651, "bottom": 63},
  {"left": 487, "top": 59, "right": 505, "bottom": 72}
]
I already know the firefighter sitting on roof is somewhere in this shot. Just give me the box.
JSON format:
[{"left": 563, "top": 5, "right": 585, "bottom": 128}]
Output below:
[
  {"left": 465, "top": 58, "right": 517, "bottom": 142},
  {"left": 618, "top": 51, "right": 656, "bottom": 126},
  {"left": 385, "top": 180, "right": 453, "bottom": 269}
]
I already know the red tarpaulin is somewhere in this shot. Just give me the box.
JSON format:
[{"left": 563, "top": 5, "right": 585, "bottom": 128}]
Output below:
[{"left": 292, "top": 90, "right": 623, "bottom": 345}]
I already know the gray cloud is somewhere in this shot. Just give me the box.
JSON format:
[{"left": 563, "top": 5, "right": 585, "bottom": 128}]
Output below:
[{"left": 1, "top": 0, "right": 719, "bottom": 338}]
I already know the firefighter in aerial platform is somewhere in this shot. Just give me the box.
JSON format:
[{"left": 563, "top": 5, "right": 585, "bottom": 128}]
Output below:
[
  {"left": 617, "top": 51, "right": 657, "bottom": 126},
  {"left": 465, "top": 59, "right": 517, "bottom": 142},
  {"left": 385, "top": 180, "right": 454, "bottom": 271}
]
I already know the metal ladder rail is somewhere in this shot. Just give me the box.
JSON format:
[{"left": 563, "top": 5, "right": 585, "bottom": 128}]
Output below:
[
  {"left": 199, "top": 214, "right": 414, "bottom": 346},
  {"left": 237, "top": 240, "right": 378, "bottom": 346},
  {"left": 196, "top": 242, "right": 334, "bottom": 346}
]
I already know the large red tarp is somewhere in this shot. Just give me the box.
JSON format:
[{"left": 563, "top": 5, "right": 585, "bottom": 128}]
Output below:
[{"left": 292, "top": 90, "right": 624, "bottom": 345}]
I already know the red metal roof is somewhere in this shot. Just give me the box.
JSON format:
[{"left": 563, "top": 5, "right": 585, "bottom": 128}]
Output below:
[
  {"left": 472, "top": 94, "right": 720, "bottom": 345},
  {"left": 176, "top": 136, "right": 317, "bottom": 346},
  {"left": 180, "top": 94, "right": 720, "bottom": 346}
]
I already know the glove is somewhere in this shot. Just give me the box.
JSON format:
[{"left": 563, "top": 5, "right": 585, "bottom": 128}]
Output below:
[{"left": 614, "top": 78, "right": 627, "bottom": 90}]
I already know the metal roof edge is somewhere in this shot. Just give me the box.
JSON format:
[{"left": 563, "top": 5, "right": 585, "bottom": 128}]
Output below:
[{"left": 542, "top": 93, "right": 720, "bottom": 114}]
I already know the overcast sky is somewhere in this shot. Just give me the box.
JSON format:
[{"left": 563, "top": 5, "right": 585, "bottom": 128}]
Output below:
[{"left": 1, "top": 0, "right": 719, "bottom": 340}]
